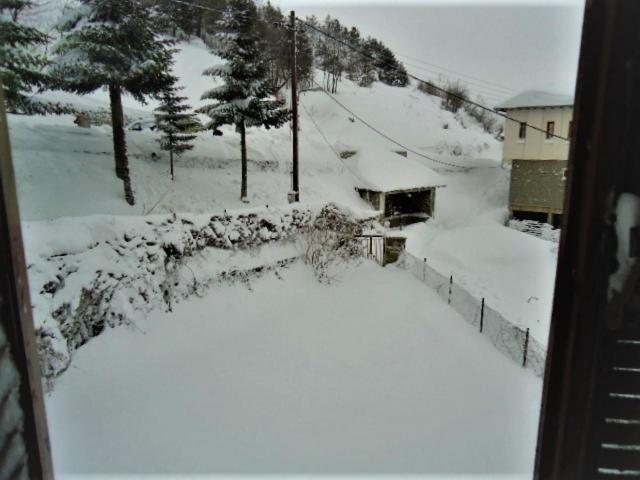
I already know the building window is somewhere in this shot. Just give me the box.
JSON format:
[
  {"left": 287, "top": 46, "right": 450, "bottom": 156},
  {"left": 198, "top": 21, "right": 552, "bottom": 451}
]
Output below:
[
  {"left": 546, "top": 121, "right": 555, "bottom": 139},
  {"left": 518, "top": 122, "right": 526, "bottom": 139}
]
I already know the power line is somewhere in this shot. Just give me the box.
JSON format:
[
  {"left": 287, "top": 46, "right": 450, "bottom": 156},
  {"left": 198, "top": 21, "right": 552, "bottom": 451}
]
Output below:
[
  {"left": 299, "top": 99, "right": 361, "bottom": 180},
  {"left": 402, "top": 60, "right": 507, "bottom": 103},
  {"left": 296, "top": 17, "right": 570, "bottom": 142},
  {"left": 163, "top": 0, "right": 229, "bottom": 15},
  {"left": 400, "top": 60, "right": 509, "bottom": 100},
  {"left": 309, "top": 78, "right": 468, "bottom": 170},
  {"left": 394, "top": 52, "right": 517, "bottom": 94}
]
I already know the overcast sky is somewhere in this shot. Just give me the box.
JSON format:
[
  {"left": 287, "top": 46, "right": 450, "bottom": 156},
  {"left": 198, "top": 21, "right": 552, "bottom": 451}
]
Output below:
[{"left": 269, "top": 0, "right": 586, "bottom": 106}]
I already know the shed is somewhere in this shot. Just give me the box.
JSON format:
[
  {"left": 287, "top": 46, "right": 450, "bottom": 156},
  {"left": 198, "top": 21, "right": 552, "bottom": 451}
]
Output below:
[{"left": 347, "top": 149, "right": 446, "bottom": 227}]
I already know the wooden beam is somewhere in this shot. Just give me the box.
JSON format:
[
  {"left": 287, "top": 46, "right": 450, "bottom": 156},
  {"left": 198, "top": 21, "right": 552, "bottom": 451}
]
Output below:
[
  {"left": 534, "top": 1, "right": 640, "bottom": 477},
  {"left": 0, "top": 88, "right": 54, "bottom": 478}
]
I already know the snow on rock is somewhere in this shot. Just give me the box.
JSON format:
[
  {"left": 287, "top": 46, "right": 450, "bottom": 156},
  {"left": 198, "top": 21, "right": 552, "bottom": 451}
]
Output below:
[
  {"left": 28, "top": 203, "right": 379, "bottom": 387},
  {"left": 27, "top": 205, "right": 315, "bottom": 385}
]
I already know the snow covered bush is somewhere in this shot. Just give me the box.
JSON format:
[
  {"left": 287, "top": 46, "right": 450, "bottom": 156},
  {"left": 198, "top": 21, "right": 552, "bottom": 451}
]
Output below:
[
  {"left": 299, "top": 204, "right": 366, "bottom": 284},
  {"left": 29, "top": 206, "right": 313, "bottom": 387}
]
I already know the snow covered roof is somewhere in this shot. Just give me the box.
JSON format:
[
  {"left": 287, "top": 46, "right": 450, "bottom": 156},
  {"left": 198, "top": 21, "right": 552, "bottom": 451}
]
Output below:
[
  {"left": 496, "top": 91, "right": 574, "bottom": 110},
  {"left": 347, "top": 149, "right": 446, "bottom": 193}
]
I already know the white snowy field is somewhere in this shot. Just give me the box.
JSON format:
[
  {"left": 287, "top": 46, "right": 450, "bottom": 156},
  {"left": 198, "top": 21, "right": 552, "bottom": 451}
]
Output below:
[{"left": 46, "top": 261, "right": 542, "bottom": 477}]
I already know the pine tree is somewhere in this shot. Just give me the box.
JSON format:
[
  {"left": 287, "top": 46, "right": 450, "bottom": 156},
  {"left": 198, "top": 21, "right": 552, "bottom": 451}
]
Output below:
[
  {"left": 154, "top": 78, "right": 201, "bottom": 180},
  {"left": 50, "top": 0, "right": 173, "bottom": 206},
  {"left": 368, "top": 39, "right": 408, "bottom": 87},
  {"left": 199, "top": 0, "right": 289, "bottom": 202},
  {"left": 0, "top": 0, "right": 68, "bottom": 114}
]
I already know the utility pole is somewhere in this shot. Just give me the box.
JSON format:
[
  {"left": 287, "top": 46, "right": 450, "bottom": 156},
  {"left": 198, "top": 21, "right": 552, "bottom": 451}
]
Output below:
[{"left": 289, "top": 10, "right": 299, "bottom": 202}]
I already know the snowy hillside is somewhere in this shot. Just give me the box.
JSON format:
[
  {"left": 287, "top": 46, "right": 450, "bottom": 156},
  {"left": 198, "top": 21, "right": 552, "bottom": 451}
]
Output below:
[{"left": 14, "top": 38, "right": 500, "bottom": 220}]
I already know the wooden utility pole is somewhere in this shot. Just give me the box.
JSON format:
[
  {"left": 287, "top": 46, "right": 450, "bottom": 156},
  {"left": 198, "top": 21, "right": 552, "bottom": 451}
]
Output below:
[{"left": 290, "top": 10, "right": 299, "bottom": 202}]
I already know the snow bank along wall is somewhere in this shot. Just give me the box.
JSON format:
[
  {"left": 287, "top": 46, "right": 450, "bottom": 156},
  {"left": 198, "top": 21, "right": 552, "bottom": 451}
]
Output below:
[
  {"left": 29, "top": 203, "right": 380, "bottom": 388},
  {"left": 29, "top": 205, "right": 315, "bottom": 387},
  {"left": 400, "top": 252, "right": 546, "bottom": 376}
]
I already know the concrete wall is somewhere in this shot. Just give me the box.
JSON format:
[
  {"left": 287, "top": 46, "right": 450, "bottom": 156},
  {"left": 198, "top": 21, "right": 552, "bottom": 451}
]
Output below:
[
  {"left": 502, "top": 106, "right": 573, "bottom": 162},
  {"left": 509, "top": 159, "right": 568, "bottom": 214}
]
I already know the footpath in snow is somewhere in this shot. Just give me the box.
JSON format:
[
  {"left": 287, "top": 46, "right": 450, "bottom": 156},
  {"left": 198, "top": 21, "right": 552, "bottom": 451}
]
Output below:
[{"left": 46, "top": 261, "right": 542, "bottom": 477}]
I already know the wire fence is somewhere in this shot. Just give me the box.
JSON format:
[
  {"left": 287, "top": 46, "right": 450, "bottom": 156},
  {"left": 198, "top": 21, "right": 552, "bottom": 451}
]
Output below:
[{"left": 400, "top": 251, "right": 546, "bottom": 376}]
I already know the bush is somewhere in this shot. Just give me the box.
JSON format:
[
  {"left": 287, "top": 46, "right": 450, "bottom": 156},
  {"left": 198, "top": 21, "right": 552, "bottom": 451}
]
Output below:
[
  {"left": 299, "top": 204, "right": 364, "bottom": 283},
  {"left": 417, "top": 80, "right": 442, "bottom": 98},
  {"left": 441, "top": 80, "right": 469, "bottom": 113},
  {"left": 465, "top": 99, "right": 499, "bottom": 134}
]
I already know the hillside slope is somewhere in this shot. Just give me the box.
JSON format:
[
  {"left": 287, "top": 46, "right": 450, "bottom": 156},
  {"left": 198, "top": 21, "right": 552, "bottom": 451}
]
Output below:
[{"left": 11, "top": 38, "right": 500, "bottom": 220}]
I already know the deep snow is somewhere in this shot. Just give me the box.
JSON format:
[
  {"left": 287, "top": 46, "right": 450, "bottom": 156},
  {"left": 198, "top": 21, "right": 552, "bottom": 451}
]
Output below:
[
  {"left": 46, "top": 261, "right": 542, "bottom": 477},
  {"left": 5, "top": 30, "right": 557, "bottom": 477}
]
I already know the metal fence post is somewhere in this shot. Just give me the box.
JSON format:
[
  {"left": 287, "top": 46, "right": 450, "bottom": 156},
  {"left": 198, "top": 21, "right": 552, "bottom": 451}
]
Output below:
[
  {"left": 423, "top": 257, "right": 426, "bottom": 281},
  {"left": 480, "top": 297, "right": 485, "bottom": 332},
  {"left": 448, "top": 275, "right": 453, "bottom": 305},
  {"left": 523, "top": 327, "right": 530, "bottom": 367}
]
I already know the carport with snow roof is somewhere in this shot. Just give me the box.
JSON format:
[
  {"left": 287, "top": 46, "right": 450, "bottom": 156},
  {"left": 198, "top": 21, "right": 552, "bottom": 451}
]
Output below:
[{"left": 345, "top": 149, "right": 446, "bottom": 227}]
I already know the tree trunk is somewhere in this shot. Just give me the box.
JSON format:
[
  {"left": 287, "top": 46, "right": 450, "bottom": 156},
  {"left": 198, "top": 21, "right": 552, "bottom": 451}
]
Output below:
[
  {"left": 109, "top": 84, "right": 135, "bottom": 206},
  {"left": 170, "top": 147, "right": 174, "bottom": 181},
  {"left": 239, "top": 118, "right": 248, "bottom": 202}
]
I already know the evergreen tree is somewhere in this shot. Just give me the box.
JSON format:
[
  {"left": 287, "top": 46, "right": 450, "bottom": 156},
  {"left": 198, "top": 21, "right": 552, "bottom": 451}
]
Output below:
[
  {"left": 258, "top": 1, "right": 288, "bottom": 92},
  {"left": 50, "top": 0, "right": 173, "bottom": 206},
  {"left": 0, "top": 0, "right": 68, "bottom": 113},
  {"left": 367, "top": 39, "right": 408, "bottom": 87},
  {"left": 155, "top": 0, "right": 197, "bottom": 38},
  {"left": 199, "top": 0, "right": 289, "bottom": 202},
  {"left": 154, "top": 78, "right": 201, "bottom": 180}
]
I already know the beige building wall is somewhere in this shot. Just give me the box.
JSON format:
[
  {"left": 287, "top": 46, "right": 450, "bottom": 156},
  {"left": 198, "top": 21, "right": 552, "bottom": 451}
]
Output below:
[{"left": 502, "top": 106, "right": 573, "bottom": 162}]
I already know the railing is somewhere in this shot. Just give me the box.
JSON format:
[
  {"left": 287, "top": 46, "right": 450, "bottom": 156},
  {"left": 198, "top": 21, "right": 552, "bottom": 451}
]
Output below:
[{"left": 400, "top": 251, "right": 546, "bottom": 376}]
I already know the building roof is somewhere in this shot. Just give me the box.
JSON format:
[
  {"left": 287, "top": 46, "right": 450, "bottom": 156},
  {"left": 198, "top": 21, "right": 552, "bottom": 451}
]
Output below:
[
  {"left": 496, "top": 90, "right": 574, "bottom": 110},
  {"left": 347, "top": 149, "right": 447, "bottom": 193}
]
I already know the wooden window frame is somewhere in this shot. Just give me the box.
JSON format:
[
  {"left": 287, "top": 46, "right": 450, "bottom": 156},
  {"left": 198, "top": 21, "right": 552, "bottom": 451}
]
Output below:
[
  {"left": 0, "top": 89, "right": 54, "bottom": 478},
  {"left": 518, "top": 121, "right": 527, "bottom": 139},
  {"left": 535, "top": 1, "right": 640, "bottom": 478},
  {"left": 546, "top": 121, "right": 555, "bottom": 140}
]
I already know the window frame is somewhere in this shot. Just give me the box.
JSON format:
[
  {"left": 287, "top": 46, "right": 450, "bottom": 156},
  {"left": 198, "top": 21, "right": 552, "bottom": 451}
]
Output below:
[
  {"left": 518, "top": 121, "right": 527, "bottom": 140},
  {"left": 546, "top": 121, "right": 555, "bottom": 140}
]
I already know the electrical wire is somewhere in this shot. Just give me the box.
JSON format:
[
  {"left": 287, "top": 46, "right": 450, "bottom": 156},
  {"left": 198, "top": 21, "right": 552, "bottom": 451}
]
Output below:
[
  {"left": 393, "top": 52, "right": 517, "bottom": 94},
  {"left": 309, "top": 78, "right": 468, "bottom": 170},
  {"left": 299, "top": 98, "right": 361, "bottom": 179},
  {"left": 296, "top": 17, "right": 571, "bottom": 142}
]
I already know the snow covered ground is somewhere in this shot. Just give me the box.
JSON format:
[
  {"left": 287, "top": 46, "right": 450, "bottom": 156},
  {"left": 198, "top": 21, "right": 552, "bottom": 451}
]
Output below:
[
  {"left": 5, "top": 31, "right": 557, "bottom": 476},
  {"left": 404, "top": 167, "right": 558, "bottom": 345},
  {"left": 47, "top": 261, "right": 542, "bottom": 477}
]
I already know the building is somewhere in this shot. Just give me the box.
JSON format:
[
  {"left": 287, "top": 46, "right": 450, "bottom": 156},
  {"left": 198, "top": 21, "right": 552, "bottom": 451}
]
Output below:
[
  {"left": 497, "top": 91, "right": 573, "bottom": 227},
  {"left": 345, "top": 149, "right": 446, "bottom": 227}
]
